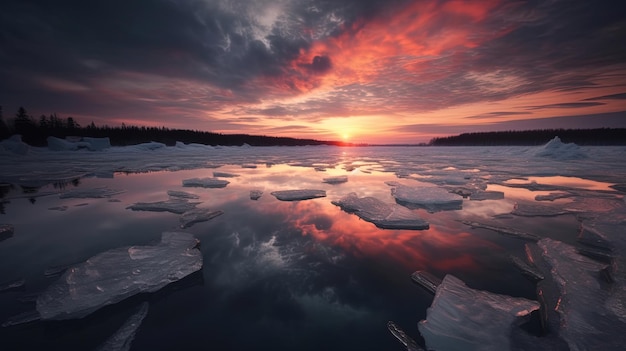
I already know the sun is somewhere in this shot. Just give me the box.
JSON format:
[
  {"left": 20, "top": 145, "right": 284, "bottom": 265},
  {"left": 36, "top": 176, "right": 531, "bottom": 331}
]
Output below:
[{"left": 342, "top": 133, "right": 350, "bottom": 141}]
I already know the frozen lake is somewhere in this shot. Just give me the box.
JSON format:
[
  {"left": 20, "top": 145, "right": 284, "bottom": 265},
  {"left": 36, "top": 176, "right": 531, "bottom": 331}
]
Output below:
[{"left": 0, "top": 139, "right": 625, "bottom": 350}]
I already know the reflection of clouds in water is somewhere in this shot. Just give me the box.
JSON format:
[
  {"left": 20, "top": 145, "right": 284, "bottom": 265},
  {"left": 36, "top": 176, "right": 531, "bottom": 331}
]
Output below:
[{"left": 294, "top": 286, "right": 370, "bottom": 323}]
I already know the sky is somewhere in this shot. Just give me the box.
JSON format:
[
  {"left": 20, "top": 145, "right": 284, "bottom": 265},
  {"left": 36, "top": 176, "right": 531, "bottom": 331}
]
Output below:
[{"left": 1, "top": 0, "right": 625, "bottom": 144}]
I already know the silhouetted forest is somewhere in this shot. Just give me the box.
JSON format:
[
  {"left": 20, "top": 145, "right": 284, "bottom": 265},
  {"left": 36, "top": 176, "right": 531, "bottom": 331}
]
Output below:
[
  {"left": 0, "top": 106, "right": 345, "bottom": 147},
  {"left": 429, "top": 128, "right": 626, "bottom": 146}
]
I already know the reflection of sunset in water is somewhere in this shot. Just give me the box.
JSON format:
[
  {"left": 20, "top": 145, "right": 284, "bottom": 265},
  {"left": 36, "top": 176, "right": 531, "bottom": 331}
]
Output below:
[{"left": 257, "top": 199, "right": 497, "bottom": 273}]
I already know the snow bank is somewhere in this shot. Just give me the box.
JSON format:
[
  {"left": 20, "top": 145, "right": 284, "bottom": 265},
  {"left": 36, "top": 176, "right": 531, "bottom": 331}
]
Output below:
[
  {"left": 534, "top": 136, "right": 586, "bottom": 160},
  {"left": 332, "top": 192, "right": 429, "bottom": 230},
  {"left": 0, "top": 135, "right": 29, "bottom": 155},
  {"left": 36, "top": 232, "right": 202, "bottom": 320},
  {"left": 418, "top": 274, "right": 539, "bottom": 351}
]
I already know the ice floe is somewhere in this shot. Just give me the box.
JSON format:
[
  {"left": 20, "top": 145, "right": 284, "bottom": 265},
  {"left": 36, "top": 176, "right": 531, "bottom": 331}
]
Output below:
[
  {"left": 460, "top": 220, "right": 540, "bottom": 241},
  {"left": 469, "top": 190, "right": 504, "bottom": 201},
  {"left": 418, "top": 275, "right": 540, "bottom": 351},
  {"left": 250, "top": 189, "right": 263, "bottom": 200},
  {"left": 180, "top": 208, "right": 223, "bottom": 228},
  {"left": 332, "top": 192, "right": 429, "bottom": 230},
  {"left": 387, "top": 182, "right": 463, "bottom": 212},
  {"left": 36, "top": 232, "right": 202, "bottom": 320},
  {"left": 0, "top": 224, "right": 14, "bottom": 241},
  {"left": 322, "top": 175, "right": 348, "bottom": 184},
  {"left": 59, "top": 187, "right": 125, "bottom": 199},
  {"left": 271, "top": 189, "right": 326, "bottom": 201},
  {"left": 387, "top": 321, "right": 424, "bottom": 351},
  {"left": 95, "top": 302, "right": 148, "bottom": 351},
  {"left": 126, "top": 199, "right": 200, "bottom": 214},
  {"left": 182, "top": 177, "right": 230, "bottom": 188},
  {"left": 511, "top": 202, "right": 572, "bottom": 217},
  {"left": 0, "top": 135, "right": 29, "bottom": 155},
  {"left": 213, "top": 171, "right": 240, "bottom": 178},
  {"left": 166, "top": 190, "right": 200, "bottom": 199}
]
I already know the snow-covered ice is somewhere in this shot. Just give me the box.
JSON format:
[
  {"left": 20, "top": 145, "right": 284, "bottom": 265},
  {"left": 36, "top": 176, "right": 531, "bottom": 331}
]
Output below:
[
  {"left": 388, "top": 182, "right": 463, "bottom": 212},
  {"left": 511, "top": 202, "right": 572, "bottom": 217},
  {"left": 271, "top": 189, "right": 326, "bottom": 201},
  {"left": 332, "top": 192, "right": 429, "bottom": 230},
  {"left": 95, "top": 302, "right": 148, "bottom": 351},
  {"left": 180, "top": 208, "right": 223, "bottom": 228},
  {"left": 0, "top": 135, "right": 29, "bottom": 155},
  {"left": 534, "top": 137, "right": 587, "bottom": 160},
  {"left": 47, "top": 136, "right": 111, "bottom": 151},
  {"left": 418, "top": 274, "right": 539, "bottom": 351},
  {"left": 182, "top": 177, "right": 230, "bottom": 188},
  {"left": 213, "top": 171, "right": 240, "bottom": 178},
  {"left": 127, "top": 198, "right": 200, "bottom": 214},
  {"left": 36, "top": 232, "right": 202, "bottom": 320},
  {"left": 460, "top": 220, "right": 540, "bottom": 241}
]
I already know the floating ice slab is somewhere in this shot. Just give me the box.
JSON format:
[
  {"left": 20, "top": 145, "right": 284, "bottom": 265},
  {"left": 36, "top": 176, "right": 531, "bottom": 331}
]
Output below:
[
  {"left": 332, "top": 193, "right": 429, "bottom": 230},
  {"left": 0, "top": 224, "right": 14, "bottom": 241},
  {"left": 388, "top": 183, "right": 463, "bottom": 212},
  {"left": 95, "top": 302, "right": 148, "bottom": 351},
  {"left": 535, "top": 238, "right": 626, "bottom": 350},
  {"left": 182, "top": 177, "right": 230, "bottom": 188},
  {"left": 180, "top": 208, "right": 223, "bottom": 228},
  {"left": 387, "top": 321, "right": 424, "bottom": 351},
  {"left": 511, "top": 202, "right": 571, "bottom": 217},
  {"left": 60, "top": 187, "right": 125, "bottom": 199},
  {"left": 0, "top": 278, "right": 25, "bottom": 292},
  {"left": 469, "top": 191, "right": 504, "bottom": 201},
  {"left": 213, "top": 171, "right": 240, "bottom": 178},
  {"left": 127, "top": 199, "right": 200, "bottom": 214},
  {"left": 460, "top": 220, "right": 540, "bottom": 241},
  {"left": 534, "top": 136, "right": 587, "bottom": 160},
  {"left": 322, "top": 175, "right": 348, "bottom": 184},
  {"left": 167, "top": 190, "right": 200, "bottom": 199},
  {"left": 271, "top": 189, "right": 326, "bottom": 201},
  {"left": 36, "top": 232, "right": 202, "bottom": 320},
  {"left": 418, "top": 274, "right": 539, "bottom": 351},
  {"left": 250, "top": 189, "right": 263, "bottom": 200}
]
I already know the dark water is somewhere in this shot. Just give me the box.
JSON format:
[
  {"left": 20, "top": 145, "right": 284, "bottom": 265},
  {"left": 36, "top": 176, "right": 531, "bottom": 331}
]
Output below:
[{"left": 0, "top": 161, "right": 606, "bottom": 350}]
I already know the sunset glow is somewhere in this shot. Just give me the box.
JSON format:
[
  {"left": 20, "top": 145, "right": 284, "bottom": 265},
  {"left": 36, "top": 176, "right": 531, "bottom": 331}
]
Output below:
[{"left": 1, "top": 0, "right": 625, "bottom": 144}]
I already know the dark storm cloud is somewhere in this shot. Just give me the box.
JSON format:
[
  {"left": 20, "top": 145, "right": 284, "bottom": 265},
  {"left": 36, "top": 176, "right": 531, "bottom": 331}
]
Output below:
[{"left": 527, "top": 102, "right": 605, "bottom": 110}]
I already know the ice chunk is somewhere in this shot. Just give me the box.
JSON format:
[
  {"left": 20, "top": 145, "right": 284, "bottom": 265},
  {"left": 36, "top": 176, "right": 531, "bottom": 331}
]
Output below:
[
  {"left": 241, "top": 163, "right": 257, "bottom": 168},
  {"left": 0, "top": 135, "right": 29, "bottom": 154},
  {"left": 95, "top": 302, "right": 148, "bottom": 351},
  {"left": 271, "top": 189, "right": 326, "bottom": 201},
  {"left": 213, "top": 171, "right": 240, "bottom": 178},
  {"left": 81, "top": 137, "right": 111, "bottom": 151},
  {"left": 418, "top": 275, "right": 539, "bottom": 351},
  {"left": 534, "top": 238, "right": 626, "bottom": 350},
  {"left": 332, "top": 193, "right": 429, "bottom": 230},
  {"left": 128, "top": 141, "right": 167, "bottom": 151},
  {"left": 534, "top": 136, "right": 587, "bottom": 160},
  {"left": 0, "top": 278, "right": 25, "bottom": 292},
  {"left": 322, "top": 175, "right": 348, "bottom": 184},
  {"left": 48, "top": 206, "right": 68, "bottom": 211},
  {"left": 126, "top": 199, "right": 200, "bottom": 214},
  {"left": 0, "top": 223, "right": 14, "bottom": 241},
  {"left": 60, "top": 187, "right": 125, "bottom": 199},
  {"left": 410, "top": 271, "right": 442, "bottom": 295},
  {"left": 36, "top": 232, "right": 202, "bottom": 320},
  {"left": 510, "top": 255, "right": 544, "bottom": 281},
  {"left": 460, "top": 220, "right": 540, "bottom": 241},
  {"left": 250, "top": 189, "right": 263, "bottom": 200},
  {"left": 167, "top": 190, "right": 200, "bottom": 199},
  {"left": 182, "top": 177, "right": 230, "bottom": 188},
  {"left": 535, "top": 192, "right": 574, "bottom": 201},
  {"left": 387, "top": 321, "right": 424, "bottom": 351},
  {"left": 511, "top": 202, "right": 571, "bottom": 217},
  {"left": 469, "top": 191, "right": 504, "bottom": 201},
  {"left": 388, "top": 183, "right": 463, "bottom": 212},
  {"left": 179, "top": 208, "right": 223, "bottom": 228}
]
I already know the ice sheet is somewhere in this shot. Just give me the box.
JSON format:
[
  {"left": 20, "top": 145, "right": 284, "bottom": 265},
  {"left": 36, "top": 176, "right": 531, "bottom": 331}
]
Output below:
[
  {"left": 126, "top": 198, "right": 201, "bottom": 214},
  {"left": 36, "top": 232, "right": 202, "bottom": 320},
  {"left": 182, "top": 177, "right": 230, "bottom": 188},
  {"left": 271, "top": 189, "right": 326, "bottom": 201},
  {"left": 332, "top": 192, "right": 429, "bottom": 230},
  {"left": 388, "top": 182, "right": 463, "bottom": 212},
  {"left": 418, "top": 274, "right": 539, "bottom": 351},
  {"left": 95, "top": 302, "right": 148, "bottom": 351},
  {"left": 179, "top": 208, "right": 223, "bottom": 228}
]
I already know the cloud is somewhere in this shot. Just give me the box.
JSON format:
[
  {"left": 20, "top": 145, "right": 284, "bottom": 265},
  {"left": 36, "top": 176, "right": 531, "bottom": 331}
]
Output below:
[
  {"left": 583, "top": 92, "right": 626, "bottom": 101},
  {"left": 526, "top": 102, "right": 605, "bottom": 110},
  {"left": 464, "top": 111, "right": 531, "bottom": 120}
]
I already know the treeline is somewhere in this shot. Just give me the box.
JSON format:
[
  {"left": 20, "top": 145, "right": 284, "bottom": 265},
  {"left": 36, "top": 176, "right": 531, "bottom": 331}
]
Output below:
[
  {"left": 429, "top": 128, "right": 626, "bottom": 146},
  {"left": 0, "top": 106, "right": 342, "bottom": 147}
]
